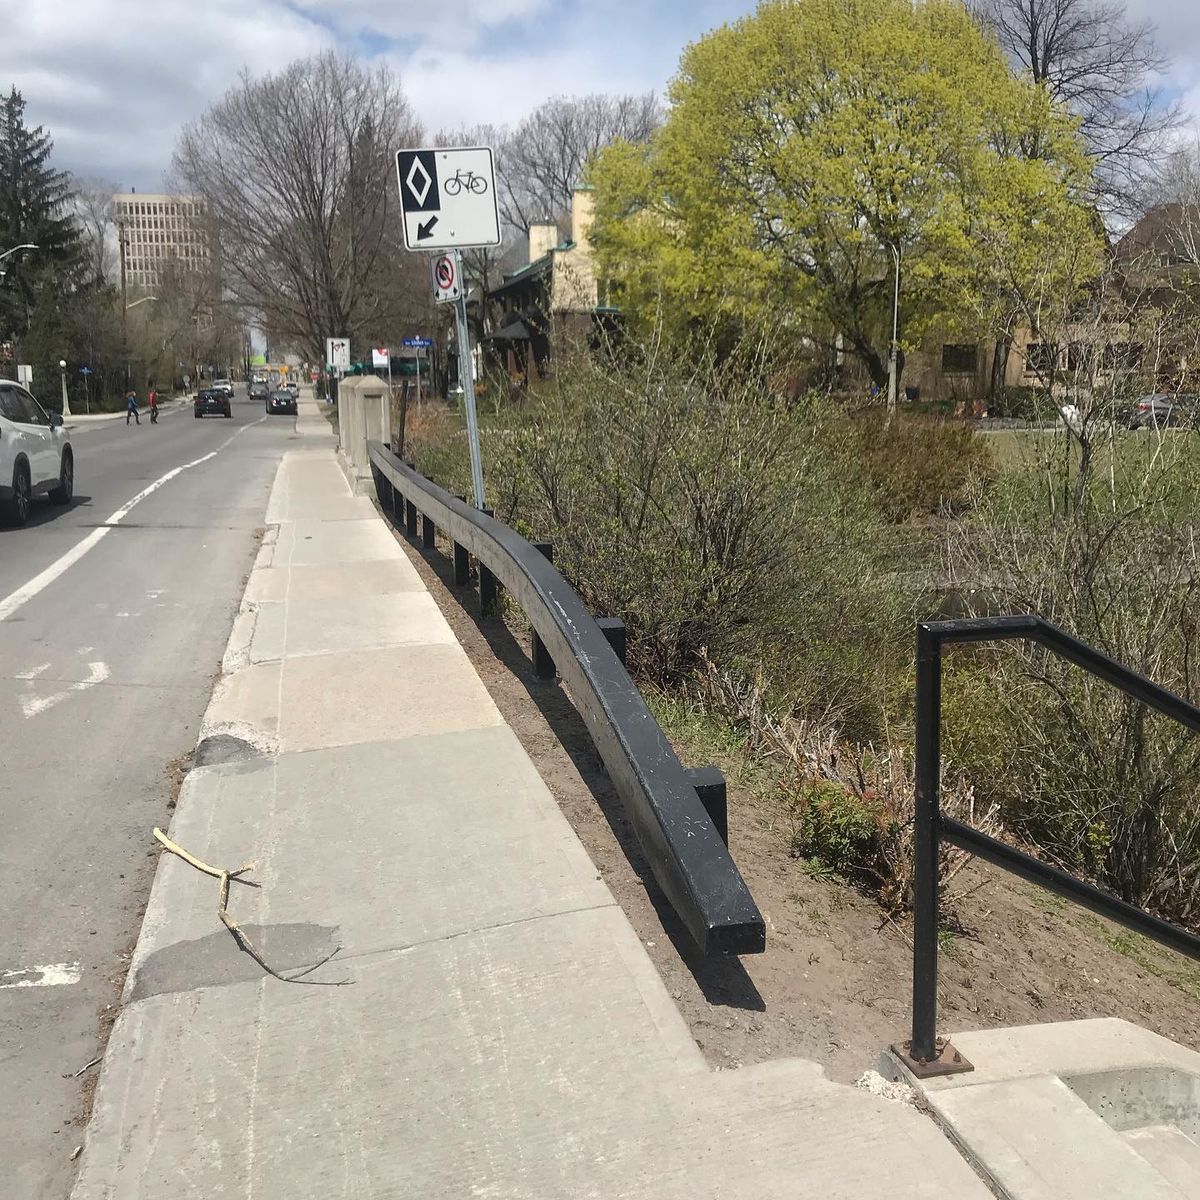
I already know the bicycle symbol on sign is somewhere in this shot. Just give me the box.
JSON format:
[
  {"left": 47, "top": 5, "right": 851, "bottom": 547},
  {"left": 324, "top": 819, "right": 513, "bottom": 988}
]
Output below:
[{"left": 443, "top": 170, "right": 489, "bottom": 197}]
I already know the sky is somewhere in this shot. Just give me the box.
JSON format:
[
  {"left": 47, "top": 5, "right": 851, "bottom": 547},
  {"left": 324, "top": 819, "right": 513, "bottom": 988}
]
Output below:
[{"left": 3, "top": 0, "right": 1199, "bottom": 192}]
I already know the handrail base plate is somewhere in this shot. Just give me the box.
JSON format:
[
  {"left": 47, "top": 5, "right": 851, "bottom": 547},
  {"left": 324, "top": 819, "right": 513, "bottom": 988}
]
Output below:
[{"left": 891, "top": 1039, "right": 975, "bottom": 1079}]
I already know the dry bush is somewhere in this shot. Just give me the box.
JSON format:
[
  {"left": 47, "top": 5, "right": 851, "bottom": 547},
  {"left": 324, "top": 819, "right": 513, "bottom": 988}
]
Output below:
[{"left": 696, "top": 654, "right": 1003, "bottom": 912}]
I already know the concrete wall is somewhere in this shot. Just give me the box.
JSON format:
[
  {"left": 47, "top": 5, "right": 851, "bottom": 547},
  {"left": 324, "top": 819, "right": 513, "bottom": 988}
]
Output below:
[{"left": 337, "top": 375, "right": 392, "bottom": 489}]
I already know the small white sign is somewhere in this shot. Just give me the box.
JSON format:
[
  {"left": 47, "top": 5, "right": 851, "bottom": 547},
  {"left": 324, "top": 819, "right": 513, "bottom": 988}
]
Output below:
[
  {"left": 372, "top": 347, "right": 390, "bottom": 369},
  {"left": 325, "top": 337, "right": 350, "bottom": 371},
  {"left": 17, "top": 364, "right": 33, "bottom": 387},
  {"left": 432, "top": 254, "right": 461, "bottom": 304},
  {"left": 396, "top": 146, "right": 501, "bottom": 252}
]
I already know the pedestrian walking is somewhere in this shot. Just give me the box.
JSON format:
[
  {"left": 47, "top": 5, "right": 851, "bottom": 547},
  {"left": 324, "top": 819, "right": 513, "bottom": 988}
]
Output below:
[
  {"left": 126, "top": 390, "right": 140, "bottom": 425},
  {"left": 148, "top": 383, "right": 159, "bottom": 424}
]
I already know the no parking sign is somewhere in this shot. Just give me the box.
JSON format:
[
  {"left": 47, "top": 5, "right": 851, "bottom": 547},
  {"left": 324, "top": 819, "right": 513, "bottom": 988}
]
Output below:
[{"left": 432, "top": 254, "right": 460, "bottom": 304}]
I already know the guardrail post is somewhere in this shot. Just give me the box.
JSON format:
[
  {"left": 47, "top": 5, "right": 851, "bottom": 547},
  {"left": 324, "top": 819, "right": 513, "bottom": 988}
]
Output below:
[
  {"left": 453, "top": 543, "right": 470, "bottom": 586},
  {"left": 421, "top": 513, "right": 436, "bottom": 549},
  {"left": 480, "top": 565, "right": 498, "bottom": 615},
  {"left": 597, "top": 618, "right": 627, "bottom": 666},
  {"left": 405, "top": 498, "right": 418, "bottom": 538},
  {"left": 911, "top": 623, "right": 944, "bottom": 1068},
  {"left": 532, "top": 543, "right": 556, "bottom": 678},
  {"left": 687, "top": 767, "right": 728, "bottom": 845}
]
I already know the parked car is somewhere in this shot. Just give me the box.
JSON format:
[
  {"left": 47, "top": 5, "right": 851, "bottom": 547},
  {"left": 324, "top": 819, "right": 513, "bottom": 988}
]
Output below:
[
  {"left": 249, "top": 381, "right": 270, "bottom": 401},
  {"left": 266, "top": 389, "right": 298, "bottom": 416},
  {"left": 1129, "top": 393, "right": 1200, "bottom": 429},
  {"left": 194, "top": 387, "right": 232, "bottom": 418},
  {"left": 212, "top": 378, "right": 235, "bottom": 399},
  {"left": 0, "top": 381, "right": 73, "bottom": 525}
]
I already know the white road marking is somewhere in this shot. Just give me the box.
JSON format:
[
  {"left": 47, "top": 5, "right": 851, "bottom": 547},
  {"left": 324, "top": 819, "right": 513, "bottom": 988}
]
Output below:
[
  {"left": 0, "top": 962, "right": 81, "bottom": 989},
  {"left": 0, "top": 418, "right": 263, "bottom": 624},
  {"left": 20, "top": 661, "right": 111, "bottom": 718},
  {"left": 15, "top": 662, "right": 50, "bottom": 680}
]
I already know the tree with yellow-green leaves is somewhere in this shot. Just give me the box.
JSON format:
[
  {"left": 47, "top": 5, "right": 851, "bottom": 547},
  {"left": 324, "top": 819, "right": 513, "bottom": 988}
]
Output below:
[{"left": 590, "top": 0, "right": 1104, "bottom": 389}]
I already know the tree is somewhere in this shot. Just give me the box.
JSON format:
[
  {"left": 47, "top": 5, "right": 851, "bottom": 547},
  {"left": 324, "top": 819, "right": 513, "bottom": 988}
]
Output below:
[
  {"left": 972, "top": 0, "right": 1179, "bottom": 219},
  {"left": 590, "top": 0, "right": 1100, "bottom": 389},
  {"left": 499, "top": 94, "right": 662, "bottom": 236},
  {"left": 172, "top": 53, "right": 423, "bottom": 364},
  {"left": 71, "top": 177, "right": 119, "bottom": 286},
  {"left": 0, "top": 87, "right": 83, "bottom": 346}
]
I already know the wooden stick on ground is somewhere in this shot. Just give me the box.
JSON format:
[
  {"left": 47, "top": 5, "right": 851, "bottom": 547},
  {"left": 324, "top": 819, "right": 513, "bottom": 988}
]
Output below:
[{"left": 153, "top": 828, "right": 350, "bottom": 987}]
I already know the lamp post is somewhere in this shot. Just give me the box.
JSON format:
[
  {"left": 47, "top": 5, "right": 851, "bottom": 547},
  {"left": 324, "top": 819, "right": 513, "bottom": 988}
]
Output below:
[
  {"left": 123, "top": 296, "right": 158, "bottom": 389},
  {"left": 59, "top": 359, "right": 71, "bottom": 417}
]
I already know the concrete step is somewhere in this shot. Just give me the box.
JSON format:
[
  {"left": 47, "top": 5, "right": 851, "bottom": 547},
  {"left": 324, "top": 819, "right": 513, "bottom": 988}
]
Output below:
[{"left": 1125, "top": 1126, "right": 1200, "bottom": 1199}]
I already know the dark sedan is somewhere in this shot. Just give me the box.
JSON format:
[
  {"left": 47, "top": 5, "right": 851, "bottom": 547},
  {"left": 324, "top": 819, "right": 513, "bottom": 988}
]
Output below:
[
  {"left": 194, "top": 388, "right": 232, "bottom": 418},
  {"left": 249, "top": 381, "right": 270, "bottom": 402},
  {"left": 266, "top": 389, "right": 298, "bottom": 416}
]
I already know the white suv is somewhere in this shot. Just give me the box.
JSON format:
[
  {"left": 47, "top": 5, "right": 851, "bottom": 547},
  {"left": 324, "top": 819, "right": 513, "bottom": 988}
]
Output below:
[{"left": 0, "top": 381, "right": 73, "bottom": 526}]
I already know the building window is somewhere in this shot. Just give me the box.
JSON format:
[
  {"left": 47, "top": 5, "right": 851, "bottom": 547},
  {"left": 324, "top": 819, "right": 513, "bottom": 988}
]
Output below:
[
  {"left": 1024, "top": 342, "right": 1058, "bottom": 376},
  {"left": 941, "top": 344, "right": 978, "bottom": 374}
]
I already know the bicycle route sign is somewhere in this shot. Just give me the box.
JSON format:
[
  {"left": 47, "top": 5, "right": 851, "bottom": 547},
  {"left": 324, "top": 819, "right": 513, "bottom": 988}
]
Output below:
[{"left": 395, "top": 146, "right": 501, "bottom": 252}]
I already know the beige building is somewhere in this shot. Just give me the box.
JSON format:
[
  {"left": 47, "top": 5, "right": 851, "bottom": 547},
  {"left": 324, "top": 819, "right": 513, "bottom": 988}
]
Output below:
[
  {"left": 488, "top": 188, "right": 610, "bottom": 382},
  {"left": 112, "top": 192, "right": 210, "bottom": 291}
]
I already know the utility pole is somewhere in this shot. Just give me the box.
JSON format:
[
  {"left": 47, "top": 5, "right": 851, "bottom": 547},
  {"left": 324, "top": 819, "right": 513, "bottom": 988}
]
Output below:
[{"left": 118, "top": 219, "right": 130, "bottom": 390}]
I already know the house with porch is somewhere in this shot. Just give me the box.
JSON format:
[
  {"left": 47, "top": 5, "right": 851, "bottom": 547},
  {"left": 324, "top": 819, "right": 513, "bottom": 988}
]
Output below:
[{"left": 486, "top": 188, "right": 617, "bottom": 383}]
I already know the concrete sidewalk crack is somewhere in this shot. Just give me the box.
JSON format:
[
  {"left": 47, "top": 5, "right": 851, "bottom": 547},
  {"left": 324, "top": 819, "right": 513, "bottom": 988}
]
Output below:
[{"left": 333, "top": 900, "right": 621, "bottom": 968}]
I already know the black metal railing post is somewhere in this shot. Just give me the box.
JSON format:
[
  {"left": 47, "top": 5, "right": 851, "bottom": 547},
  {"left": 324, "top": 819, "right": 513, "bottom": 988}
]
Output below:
[{"left": 911, "top": 622, "right": 942, "bottom": 1066}]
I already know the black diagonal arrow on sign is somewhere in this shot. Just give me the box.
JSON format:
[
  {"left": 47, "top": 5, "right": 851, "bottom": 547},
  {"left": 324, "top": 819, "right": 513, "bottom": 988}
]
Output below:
[{"left": 417, "top": 215, "right": 439, "bottom": 241}]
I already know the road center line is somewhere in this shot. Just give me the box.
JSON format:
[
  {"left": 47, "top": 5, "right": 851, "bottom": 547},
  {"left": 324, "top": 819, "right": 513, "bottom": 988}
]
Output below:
[{"left": 0, "top": 418, "right": 264, "bottom": 624}]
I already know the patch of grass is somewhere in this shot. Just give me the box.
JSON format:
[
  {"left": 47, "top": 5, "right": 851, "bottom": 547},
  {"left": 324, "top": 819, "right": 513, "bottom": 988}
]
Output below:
[
  {"left": 1028, "top": 888, "right": 1069, "bottom": 915},
  {"left": 1080, "top": 915, "right": 1200, "bottom": 1001}
]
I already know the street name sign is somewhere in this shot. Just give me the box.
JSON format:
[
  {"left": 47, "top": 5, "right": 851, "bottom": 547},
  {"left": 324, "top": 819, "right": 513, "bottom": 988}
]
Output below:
[
  {"left": 402, "top": 336, "right": 433, "bottom": 349},
  {"left": 396, "top": 146, "right": 501, "bottom": 251}
]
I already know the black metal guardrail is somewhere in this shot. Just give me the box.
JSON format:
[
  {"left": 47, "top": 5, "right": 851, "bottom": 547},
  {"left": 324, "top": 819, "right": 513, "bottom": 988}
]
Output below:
[
  {"left": 898, "top": 614, "right": 1200, "bottom": 1078},
  {"left": 367, "top": 441, "right": 765, "bottom": 956}
]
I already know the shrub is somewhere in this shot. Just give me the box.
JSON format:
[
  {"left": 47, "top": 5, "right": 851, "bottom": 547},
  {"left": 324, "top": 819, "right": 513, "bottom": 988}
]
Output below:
[
  {"left": 789, "top": 778, "right": 880, "bottom": 878},
  {"left": 845, "top": 413, "right": 995, "bottom": 521},
  {"left": 490, "top": 331, "right": 916, "bottom": 737}
]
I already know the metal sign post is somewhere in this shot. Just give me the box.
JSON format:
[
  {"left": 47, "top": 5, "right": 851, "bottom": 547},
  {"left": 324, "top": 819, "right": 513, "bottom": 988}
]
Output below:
[
  {"left": 395, "top": 145, "right": 498, "bottom": 509},
  {"left": 452, "top": 249, "right": 486, "bottom": 509}
]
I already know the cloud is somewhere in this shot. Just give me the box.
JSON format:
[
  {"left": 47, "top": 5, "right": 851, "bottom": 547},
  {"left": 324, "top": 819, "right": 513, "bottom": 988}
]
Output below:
[
  {"left": 3, "top": 0, "right": 332, "bottom": 188},
  {"left": 5, "top": 0, "right": 1198, "bottom": 195}
]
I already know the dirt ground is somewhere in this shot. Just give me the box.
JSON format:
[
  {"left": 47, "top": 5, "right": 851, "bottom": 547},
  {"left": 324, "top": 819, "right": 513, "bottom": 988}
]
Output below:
[{"left": 386, "top": 512, "right": 1199, "bottom": 1084}]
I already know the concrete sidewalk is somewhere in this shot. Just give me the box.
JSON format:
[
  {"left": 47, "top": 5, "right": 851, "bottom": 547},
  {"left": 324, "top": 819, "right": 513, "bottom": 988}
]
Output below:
[{"left": 70, "top": 403, "right": 990, "bottom": 1198}]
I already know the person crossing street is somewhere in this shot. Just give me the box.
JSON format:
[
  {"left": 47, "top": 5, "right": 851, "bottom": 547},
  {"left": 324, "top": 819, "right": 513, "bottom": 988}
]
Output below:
[
  {"left": 148, "top": 383, "right": 159, "bottom": 424},
  {"left": 126, "top": 389, "right": 140, "bottom": 425}
]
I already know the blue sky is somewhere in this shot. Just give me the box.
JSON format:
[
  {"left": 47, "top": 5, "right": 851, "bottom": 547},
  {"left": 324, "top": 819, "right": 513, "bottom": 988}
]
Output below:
[{"left": 1, "top": 0, "right": 1196, "bottom": 192}]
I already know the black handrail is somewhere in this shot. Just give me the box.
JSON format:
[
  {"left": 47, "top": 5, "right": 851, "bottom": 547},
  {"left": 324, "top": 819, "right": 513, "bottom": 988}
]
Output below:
[
  {"left": 901, "top": 615, "right": 1200, "bottom": 1078},
  {"left": 367, "top": 441, "right": 766, "bottom": 956}
]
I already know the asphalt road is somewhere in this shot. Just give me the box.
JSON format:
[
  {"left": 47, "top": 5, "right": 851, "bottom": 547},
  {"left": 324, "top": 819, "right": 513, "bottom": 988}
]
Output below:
[{"left": 0, "top": 387, "right": 298, "bottom": 1198}]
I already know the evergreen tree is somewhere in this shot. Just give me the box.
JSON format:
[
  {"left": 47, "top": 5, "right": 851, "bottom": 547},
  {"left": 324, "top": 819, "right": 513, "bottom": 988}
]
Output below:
[{"left": 0, "top": 86, "right": 83, "bottom": 345}]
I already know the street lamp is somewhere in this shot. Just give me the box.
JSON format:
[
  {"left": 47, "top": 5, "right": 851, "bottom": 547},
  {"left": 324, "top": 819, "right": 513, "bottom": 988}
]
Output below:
[
  {"left": 0, "top": 243, "right": 38, "bottom": 264},
  {"left": 59, "top": 359, "right": 71, "bottom": 418}
]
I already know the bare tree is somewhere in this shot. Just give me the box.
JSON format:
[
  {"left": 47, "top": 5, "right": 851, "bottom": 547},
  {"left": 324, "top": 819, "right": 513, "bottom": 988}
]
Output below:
[
  {"left": 172, "top": 52, "right": 423, "bottom": 363},
  {"left": 973, "top": 0, "right": 1179, "bottom": 217},
  {"left": 499, "top": 93, "right": 663, "bottom": 236},
  {"left": 70, "top": 177, "right": 118, "bottom": 285}
]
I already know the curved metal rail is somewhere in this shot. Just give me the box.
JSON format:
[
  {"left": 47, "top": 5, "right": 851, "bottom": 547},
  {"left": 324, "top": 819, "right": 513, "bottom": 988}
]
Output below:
[{"left": 368, "top": 441, "right": 765, "bottom": 956}]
